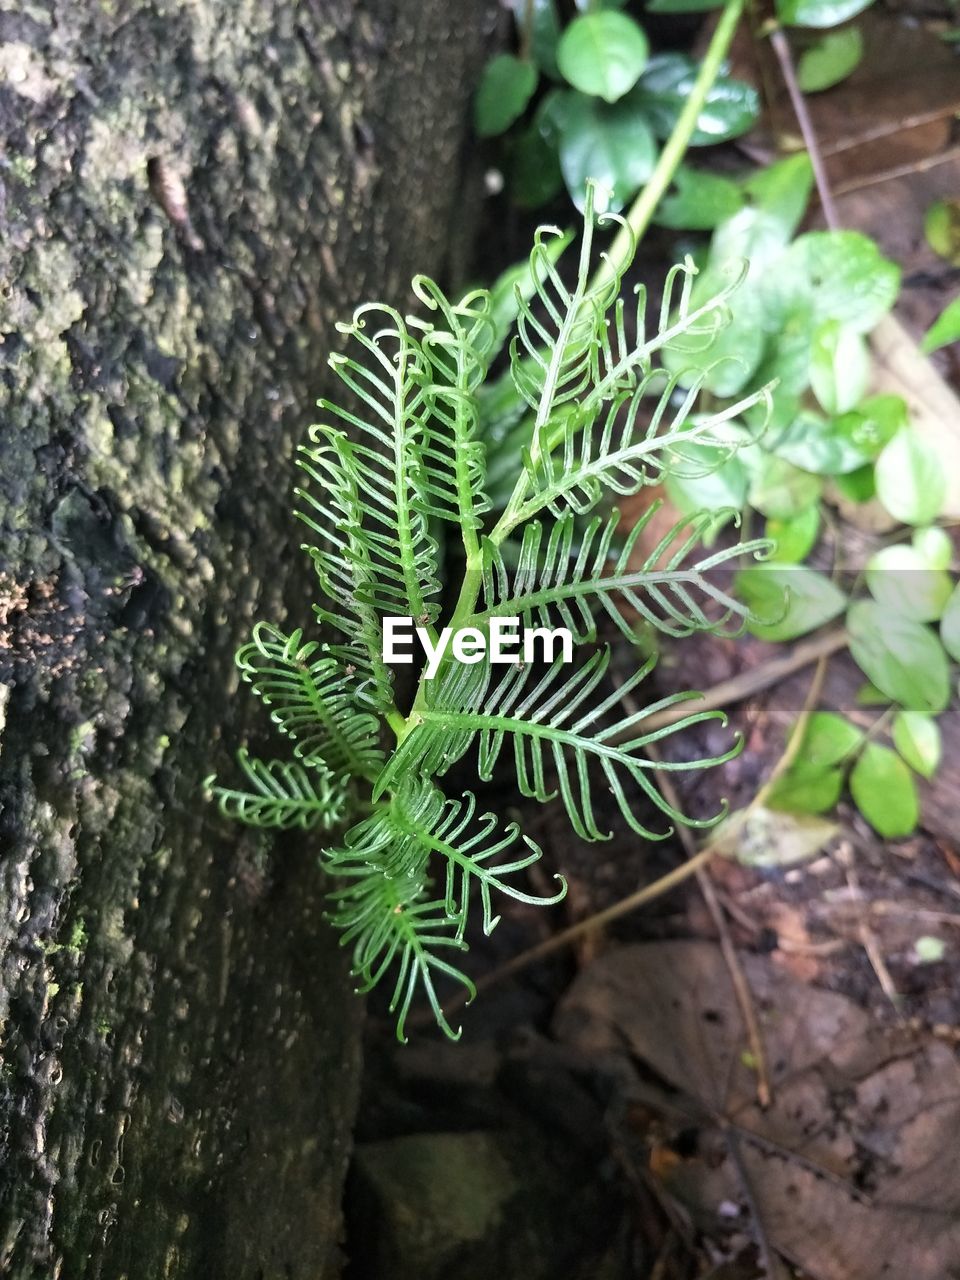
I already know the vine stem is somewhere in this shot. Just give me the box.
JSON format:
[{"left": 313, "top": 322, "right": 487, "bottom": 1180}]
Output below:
[{"left": 593, "top": 0, "right": 747, "bottom": 292}]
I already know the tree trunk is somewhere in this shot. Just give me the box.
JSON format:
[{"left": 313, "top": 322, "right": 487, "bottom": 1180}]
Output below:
[{"left": 0, "top": 2, "right": 493, "bottom": 1275}]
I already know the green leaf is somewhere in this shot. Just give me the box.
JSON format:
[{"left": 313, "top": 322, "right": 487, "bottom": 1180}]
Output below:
[
  {"left": 847, "top": 600, "right": 951, "bottom": 714},
  {"left": 772, "top": 410, "right": 878, "bottom": 476},
  {"left": 912, "top": 525, "right": 953, "bottom": 571},
  {"left": 874, "top": 429, "right": 947, "bottom": 526},
  {"left": 766, "top": 711, "right": 862, "bottom": 816},
  {"left": 767, "top": 764, "right": 844, "bottom": 814},
  {"left": 921, "top": 296, "right": 960, "bottom": 354},
  {"left": 737, "top": 565, "right": 846, "bottom": 641},
  {"left": 508, "top": 123, "right": 564, "bottom": 208},
  {"left": 940, "top": 582, "right": 960, "bottom": 661},
  {"left": 655, "top": 166, "right": 744, "bottom": 231},
  {"left": 474, "top": 55, "right": 538, "bottom": 137},
  {"left": 740, "top": 153, "right": 815, "bottom": 245},
  {"left": 925, "top": 200, "right": 960, "bottom": 265},
  {"left": 666, "top": 446, "right": 749, "bottom": 522},
  {"left": 766, "top": 506, "right": 820, "bottom": 563},
  {"left": 631, "top": 55, "right": 760, "bottom": 145},
  {"left": 832, "top": 462, "right": 875, "bottom": 504},
  {"left": 546, "top": 90, "right": 657, "bottom": 211},
  {"left": 796, "top": 710, "right": 864, "bottom": 765},
  {"left": 892, "top": 709, "right": 942, "bottom": 779},
  {"left": 850, "top": 743, "right": 919, "bottom": 839},
  {"left": 749, "top": 453, "right": 822, "bottom": 519},
  {"left": 809, "top": 320, "right": 870, "bottom": 414},
  {"left": 856, "top": 681, "right": 891, "bottom": 706},
  {"left": 557, "top": 11, "right": 649, "bottom": 103},
  {"left": 762, "top": 231, "right": 900, "bottom": 334},
  {"left": 865, "top": 545, "right": 953, "bottom": 622},
  {"left": 797, "top": 25, "right": 864, "bottom": 91},
  {"left": 777, "top": 0, "right": 874, "bottom": 29}
]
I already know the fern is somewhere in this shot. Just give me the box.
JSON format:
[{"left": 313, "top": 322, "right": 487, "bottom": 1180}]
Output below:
[
  {"left": 205, "top": 750, "right": 350, "bottom": 831},
  {"left": 210, "top": 180, "right": 771, "bottom": 1040}
]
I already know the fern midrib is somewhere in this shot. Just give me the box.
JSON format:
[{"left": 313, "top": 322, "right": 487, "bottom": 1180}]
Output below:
[
  {"left": 295, "top": 658, "right": 380, "bottom": 783},
  {"left": 467, "top": 567, "right": 744, "bottom": 626}
]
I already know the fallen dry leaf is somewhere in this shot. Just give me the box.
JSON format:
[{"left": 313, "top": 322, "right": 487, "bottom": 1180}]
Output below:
[{"left": 555, "top": 940, "right": 960, "bottom": 1279}]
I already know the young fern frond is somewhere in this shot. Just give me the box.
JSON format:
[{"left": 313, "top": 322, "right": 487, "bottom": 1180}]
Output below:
[
  {"left": 377, "top": 650, "right": 739, "bottom": 842},
  {"left": 296, "top": 304, "right": 442, "bottom": 628},
  {"left": 236, "top": 623, "right": 384, "bottom": 781},
  {"left": 411, "top": 277, "right": 496, "bottom": 543},
  {"left": 504, "top": 368, "right": 771, "bottom": 534},
  {"left": 326, "top": 858, "right": 474, "bottom": 1043},
  {"left": 212, "top": 179, "right": 773, "bottom": 1040},
  {"left": 476, "top": 503, "right": 768, "bottom": 642},
  {"left": 205, "top": 750, "right": 350, "bottom": 831}
]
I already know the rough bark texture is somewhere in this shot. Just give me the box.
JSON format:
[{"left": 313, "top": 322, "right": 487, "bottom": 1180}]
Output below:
[{"left": 0, "top": 1, "right": 494, "bottom": 1275}]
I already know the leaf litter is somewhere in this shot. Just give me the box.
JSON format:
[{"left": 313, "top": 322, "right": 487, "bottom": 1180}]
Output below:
[{"left": 555, "top": 940, "right": 960, "bottom": 1278}]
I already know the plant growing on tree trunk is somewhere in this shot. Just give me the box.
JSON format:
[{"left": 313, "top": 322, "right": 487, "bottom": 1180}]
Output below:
[{"left": 207, "top": 183, "right": 771, "bottom": 1040}]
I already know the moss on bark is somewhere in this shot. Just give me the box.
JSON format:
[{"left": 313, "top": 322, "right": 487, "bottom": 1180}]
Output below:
[{"left": 0, "top": 1, "right": 495, "bottom": 1275}]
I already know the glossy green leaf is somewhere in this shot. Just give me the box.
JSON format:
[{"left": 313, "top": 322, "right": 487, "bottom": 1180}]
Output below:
[
  {"left": 749, "top": 454, "right": 822, "bottom": 519},
  {"left": 474, "top": 55, "right": 539, "bottom": 138},
  {"left": 941, "top": 583, "right": 960, "bottom": 661},
  {"left": 762, "top": 231, "right": 900, "bottom": 334},
  {"left": 740, "top": 154, "right": 815, "bottom": 245},
  {"left": 847, "top": 600, "right": 951, "bottom": 714},
  {"left": 631, "top": 55, "right": 759, "bottom": 145},
  {"left": 508, "top": 124, "right": 564, "bottom": 208},
  {"left": 549, "top": 90, "right": 657, "bottom": 211},
  {"left": 773, "top": 410, "right": 878, "bottom": 475},
  {"left": 766, "top": 505, "right": 820, "bottom": 563},
  {"left": 665, "top": 449, "right": 749, "bottom": 536},
  {"left": 921, "top": 296, "right": 960, "bottom": 354},
  {"left": 892, "top": 709, "right": 942, "bottom": 779},
  {"left": 797, "top": 25, "right": 864, "bottom": 91},
  {"left": 866, "top": 544, "right": 953, "bottom": 622},
  {"left": 737, "top": 565, "right": 846, "bottom": 641},
  {"left": 874, "top": 430, "right": 947, "bottom": 526},
  {"left": 809, "top": 320, "right": 870, "bottom": 414},
  {"left": 777, "top": 0, "right": 874, "bottom": 29},
  {"left": 557, "top": 11, "right": 649, "bottom": 102},
  {"left": 655, "top": 166, "right": 744, "bottom": 230},
  {"left": 850, "top": 743, "right": 919, "bottom": 838}
]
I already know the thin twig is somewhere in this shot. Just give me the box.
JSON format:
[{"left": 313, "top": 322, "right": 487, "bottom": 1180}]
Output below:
[
  {"left": 769, "top": 27, "right": 840, "bottom": 230},
  {"left": 611, "top": 626, "right": 848, "bottom": 738},
  {"left": 844, "top": 854, "right": 902, "bottom": 1013},
  {"left": 646, "top": 737, "right": 773, "bottom": 1109}
]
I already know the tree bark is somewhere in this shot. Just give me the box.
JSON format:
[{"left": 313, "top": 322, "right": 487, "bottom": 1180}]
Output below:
[{"left": 0, "top": 2, "right": 494, "bottom": 1275}]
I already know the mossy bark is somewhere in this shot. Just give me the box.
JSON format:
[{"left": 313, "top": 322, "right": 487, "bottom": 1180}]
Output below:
[{"left": 0, "top": 2, "right": 494, "bottom": 1275}]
